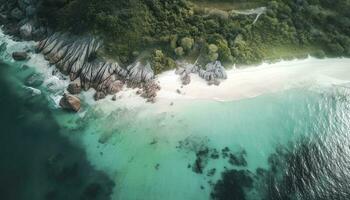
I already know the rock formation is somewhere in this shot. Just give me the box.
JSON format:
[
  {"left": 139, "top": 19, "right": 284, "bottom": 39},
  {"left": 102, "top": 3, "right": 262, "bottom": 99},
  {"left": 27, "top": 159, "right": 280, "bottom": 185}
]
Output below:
[
  {"left": 181, "top": 74, "right": 191, "bottom": 85},
  {"left": 59, "top": 93, "right": 81, "bottom": 112},
  {"left": 175, "top": 61, "right": 227, "bottom": 85},
  {"left": 140, "top": 81, "right": 161, "bottom": 103},
  {"left": 36, "top": 33, "right": 158, "bottom": 104},
  {"left": 67, "top": 78, "right": 82, "bottom": 95},
  {"left": 175, "top": 63, "right": 198, "bottom": 85},
  {"left": 12, "top": 51, "right": 28, "bottom": 60},
  {"left": 127, "top": 62, "right": 154, "bottom": 84},
  {"left": 198, "top": 61, "right": 227, "bottom": 81}
]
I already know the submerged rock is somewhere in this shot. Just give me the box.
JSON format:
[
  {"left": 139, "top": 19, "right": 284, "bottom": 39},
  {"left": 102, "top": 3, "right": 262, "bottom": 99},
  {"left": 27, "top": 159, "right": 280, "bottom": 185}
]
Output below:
[
  {"left": 25, "top": 73, "right": 44, "bottom": 87},
  {"left": 228, "top": 151, "right": 248, "bottom": 167},
  {"left": 23, "top": 86, "right": 41, "bottom": 97},
  {"left": 222, "top": 147, "right": 231, "bottom": 159},
  {"left": 20, "top": 64, "right": 30, "bottom": 71},
  {"left": 59, "top": 93, "right": 81, "bottom": 112},
  {"left": 0, "top": 43, "right": 7, "bottom": 54},
  {"left": 207, "top": 168, "right": 216, "bottom": 177},
  {"left": 192, "top": 148, "right": 209, "bottom": 174},
  {"left": 211, "top": 169, "right": 253, "bottom": 200},
  {"left": 12, "top": 51, "right": 28, "bottom": 61}
]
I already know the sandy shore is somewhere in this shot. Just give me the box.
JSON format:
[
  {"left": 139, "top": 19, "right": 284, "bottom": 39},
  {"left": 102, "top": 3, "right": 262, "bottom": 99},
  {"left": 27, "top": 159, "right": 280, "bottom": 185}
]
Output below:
[
  {"left": 87, "top": 57, "right": 350, "bottom": 115},
  {"left": 156, "top": 57, "right": 350, "bottom": 102},
  {"left": 27, "top": 55, "right": 350, "bottom": 115}
]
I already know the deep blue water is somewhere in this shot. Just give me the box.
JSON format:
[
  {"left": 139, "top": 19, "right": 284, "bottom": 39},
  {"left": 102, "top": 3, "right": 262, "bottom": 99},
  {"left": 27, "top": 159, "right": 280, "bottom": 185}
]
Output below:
[{"left": 0, "top": 61, "right": 114, "bottom": 200}]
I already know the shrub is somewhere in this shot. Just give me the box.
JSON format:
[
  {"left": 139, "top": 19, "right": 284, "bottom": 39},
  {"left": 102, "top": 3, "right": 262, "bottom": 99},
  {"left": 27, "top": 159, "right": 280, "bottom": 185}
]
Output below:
[
  {"left": 175, "top": 47, "right": 185, "bottom": 57},
  {"left": 151, "top": 49, "right": 176, "bottom": 74},
  {"left": 180, "top": 37, "right": 194, "bottom": 51}
]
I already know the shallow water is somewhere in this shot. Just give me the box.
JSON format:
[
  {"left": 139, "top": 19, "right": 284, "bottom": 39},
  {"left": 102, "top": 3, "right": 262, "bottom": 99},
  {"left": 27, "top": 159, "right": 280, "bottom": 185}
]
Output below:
[{"left": 2, "top": 31, "right": 350, "bottom": 200}]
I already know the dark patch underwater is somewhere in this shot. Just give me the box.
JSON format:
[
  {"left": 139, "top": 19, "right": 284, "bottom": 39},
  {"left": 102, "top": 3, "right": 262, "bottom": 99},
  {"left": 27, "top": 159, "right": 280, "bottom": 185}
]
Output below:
[{"left": 0, "top": 61, "right": 115, "bottom": 200}]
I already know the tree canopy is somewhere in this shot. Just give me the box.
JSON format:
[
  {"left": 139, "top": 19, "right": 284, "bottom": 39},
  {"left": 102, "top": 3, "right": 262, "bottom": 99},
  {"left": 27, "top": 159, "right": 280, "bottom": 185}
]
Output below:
[{"left": 37, "top": 0, "right": 350, "bottom": 73}]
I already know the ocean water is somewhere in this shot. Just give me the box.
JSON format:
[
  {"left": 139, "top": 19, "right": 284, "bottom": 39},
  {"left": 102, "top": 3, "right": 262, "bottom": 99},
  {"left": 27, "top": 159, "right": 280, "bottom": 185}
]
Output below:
[{"left": 2, "top": 31, "right": 350, "bottom": 200}]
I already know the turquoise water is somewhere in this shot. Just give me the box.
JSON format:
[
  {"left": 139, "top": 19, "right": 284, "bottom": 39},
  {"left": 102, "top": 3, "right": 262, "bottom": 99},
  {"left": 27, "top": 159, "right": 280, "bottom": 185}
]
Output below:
[
  {"left": 2, "top": 32, "right": 350, "bottom": 200},
  {"left": 68, "top": 87, "right": 349, "bottom": 200}
]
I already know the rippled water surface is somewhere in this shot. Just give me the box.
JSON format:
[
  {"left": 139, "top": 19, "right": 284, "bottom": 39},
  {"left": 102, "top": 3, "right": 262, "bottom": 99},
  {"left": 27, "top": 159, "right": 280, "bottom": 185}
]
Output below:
[{"left": 1, "top": 32, "right": 350, "bottom": 200}]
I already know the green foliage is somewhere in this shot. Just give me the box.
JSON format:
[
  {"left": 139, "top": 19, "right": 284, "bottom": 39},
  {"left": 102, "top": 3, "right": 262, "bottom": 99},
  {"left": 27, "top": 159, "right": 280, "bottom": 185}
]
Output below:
[
  {"left": 180, "top": 37, "right": 195, "bottom": 51},
  {"left": 208, "top": 44, "right": 218, "bottom": 53},
  {"left": 37, "top": 0, "right": 350, "bottom": 73},
  {"left": 311, "top": 50, "right": 326, "bottom": 58},
  {"left": 150, "top": 49, "right": 176, "bottom": 74},
  {"left": 170, "top": 35, "right": 178, "bottom": 49},
  {"left": 207, "top": 44, "right": 218, "bottom": 62},
  {"left": 175, "top": 47, "right": 185, "bottom": 57}
]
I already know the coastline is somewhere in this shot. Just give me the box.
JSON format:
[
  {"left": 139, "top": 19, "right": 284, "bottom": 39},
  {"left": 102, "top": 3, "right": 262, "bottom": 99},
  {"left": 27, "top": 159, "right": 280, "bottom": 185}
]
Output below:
[
  {"left": 155, "top": 57, "right": 350, "bottom": 102},
  {"left": 3, "top": 28, "right": 350, "bottom": 200},
  {"left": 2, "top": 27, "right": 350, "bottom": 112},
  {"left": 73, "top": 57, "right": 350, "bottom": 118}
]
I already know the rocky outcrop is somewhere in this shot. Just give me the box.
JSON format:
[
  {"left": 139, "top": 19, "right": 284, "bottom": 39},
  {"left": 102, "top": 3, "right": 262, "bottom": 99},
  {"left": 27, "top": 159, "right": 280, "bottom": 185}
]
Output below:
[
  {"left": 37, "top": 33, "right": 102, "bottom": 80},
  {"left": 140, "top": 81, "right": 161, "bottom": 103},
  {"left": 199, "top": 61, "right": 227, "bottom": 81},
  {"left": 175, "top": 63, "right": 198, "bottom": 85},
  {"left": 37, "top": 33, "right": 157, "bottom": 103},
  {"left": 181, "top": 74, "right": 191, "bottom": 85},
  {"left": 175, "top": 61, "right": 227, "bottom": 85},
  {"left": 59, "top": 94, "right": 81, "bottom": 112},
  {"left": 67, "top": 78, "right": 82, "bottom": 95},
  {"left": 127, "top": 62, "right": 154, "bottom": 84},
  {"left": 37, "top": 34, "right": 120, "bottom": 99},
  {"left": 108, "top": 80, "right": 123, "bottom": 94}
]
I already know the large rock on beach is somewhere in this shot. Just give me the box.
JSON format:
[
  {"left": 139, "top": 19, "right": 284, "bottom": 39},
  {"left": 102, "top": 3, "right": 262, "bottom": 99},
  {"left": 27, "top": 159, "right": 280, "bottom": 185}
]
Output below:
[
  {"left": 94, "top": 91, "right": 106, "bottom": 101},
  {"left": 175, "top": 62, "right": 226, "bottom": 85},
  {"left": 59, "top": 94, "right": 81, "bottom": 112},
  {"left": 67, "top": 78, "right": 81, "bottom": 94},
  {"left": 37, "top": 32, "right": 157, "bottom": 102},
  {"left": 127, "top": 62, "right": 154, "bottom": 83},
  {"left": 141, "top": 81, "right": 160, "bottom": 100},
  {"left": 199, "top": 61, "right": 227, "bottom": 81},
  {"left": 181, "top": 74, "right": 191, "bottom": 85},
  {"left": 108, "top": 80, "right": 123, "bottom": 94},
  {"left": 37, "top": 33, "right": 133, "bottom": 101}
]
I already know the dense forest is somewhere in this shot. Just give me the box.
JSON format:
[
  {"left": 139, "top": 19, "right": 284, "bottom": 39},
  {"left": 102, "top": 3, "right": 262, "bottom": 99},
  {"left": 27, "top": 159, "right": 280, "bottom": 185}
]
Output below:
[{"left": 12, "top": 0, "right": 350, "bottom": 72}]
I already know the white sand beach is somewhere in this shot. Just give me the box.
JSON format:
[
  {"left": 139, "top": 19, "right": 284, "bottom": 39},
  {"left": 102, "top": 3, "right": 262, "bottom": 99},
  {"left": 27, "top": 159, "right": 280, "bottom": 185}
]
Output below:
[
  {"left": 87, "top": 57, "right": 350, "bottom": 115},
  {"left": 156, "top": 57, "right": 350, "bottom": 102}
]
